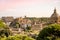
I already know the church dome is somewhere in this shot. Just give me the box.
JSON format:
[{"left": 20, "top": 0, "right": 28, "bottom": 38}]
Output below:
[
  {"left": 51, "top": 8, "right": 59, "bottom": 18},
  {"left": 50, "top": 8, "right": 60, "bottom": 24}
]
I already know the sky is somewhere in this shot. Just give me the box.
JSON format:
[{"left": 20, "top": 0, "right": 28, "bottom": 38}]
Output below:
[{"left": 0, "top": 0, "right": 60, "bottom": 18}]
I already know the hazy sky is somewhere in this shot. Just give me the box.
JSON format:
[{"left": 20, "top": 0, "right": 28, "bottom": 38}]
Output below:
[{"left": 0, "top": 0, "right": 60, "bottom": 17}]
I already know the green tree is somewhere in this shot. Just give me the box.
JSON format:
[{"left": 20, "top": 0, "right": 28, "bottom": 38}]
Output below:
[
  {"left": 5, "top": 35, "right": 34, "bottom": 40},
  {"left": 26, "top": 26, "right": 31, "bottom": 31},
  {"left": 6, "top": 36, "right": 20, "bottom": 40},
  {"left": 37, "top": 24, "right": 60, "bottom": 40},
  {"left": 0, "top": 20, "right": 11, "bottom": 37},
  {"left": 0, "top": 20, "right": 6, "bottom": 28},
  {"left": 10, "top": 21, "right": 20, "bottom": 28}
]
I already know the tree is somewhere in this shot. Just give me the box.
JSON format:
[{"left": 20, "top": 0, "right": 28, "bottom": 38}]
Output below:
[
  {"left": 0, "top": 20, "right": 11, "bottom": 37},
  {"left": 5, "top": 35, "right": 34, "bottom": 40},
  {"left": 10, "top": 21, "right": 20, "bottom": 28},
  {"left": 37, "top": 24, "right": 60, "bottom": 40},
  {"left": 0, "top": 20, "right": 6, "bottom": 28},
  {"left": 26, "top": 25, "right": 31, "bottom": 31}
]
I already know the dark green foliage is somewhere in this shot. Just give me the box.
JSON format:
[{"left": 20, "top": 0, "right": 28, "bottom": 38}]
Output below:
[
  {"left": 0, "top": 20, "right": 11, "bottom": 37},
  {"left": 26, "top": 26, "right": 31, "bottom": 31},
  {"left": 37, "top": 24, "right": 60, "bottom": 40},
  {"left": 10, "top": 21, "right": 20, "bottom": 28},
  {"left": 0, "top": 29, "right": 11, "bottom": 37}
]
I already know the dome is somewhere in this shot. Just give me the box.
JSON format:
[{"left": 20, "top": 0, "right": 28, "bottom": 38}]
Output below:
[{"left": 51, "top": 8, "right": 59, "bottom": 18}]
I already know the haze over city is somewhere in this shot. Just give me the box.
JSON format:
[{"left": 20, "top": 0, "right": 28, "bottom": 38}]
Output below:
[{"left": 0, "top": 0, "right": 60, "bottom": 17}]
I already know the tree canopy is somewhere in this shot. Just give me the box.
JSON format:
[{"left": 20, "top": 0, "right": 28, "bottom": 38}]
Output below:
[
  {"left": 0, "top": 20, "right": 6, "bottom": 28},
  {"left": 37, "top": 24, "right": 60, "bottom": 40},
  {"left": 0, "top": 34, "right": 35, "bottom": 40},
  {"left": 0, "top": 20, "right": 11, "bottom": 37}
]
